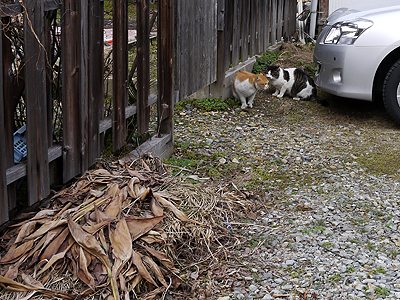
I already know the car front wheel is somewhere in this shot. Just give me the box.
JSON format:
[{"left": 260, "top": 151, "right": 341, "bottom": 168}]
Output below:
[{"left": 383, "top": 59, "right": 400, "bottom": 126}]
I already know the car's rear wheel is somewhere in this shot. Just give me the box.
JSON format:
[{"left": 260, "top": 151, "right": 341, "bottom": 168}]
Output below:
[{"left": 383, "top": 59, "right": 400, "bottom": 125}]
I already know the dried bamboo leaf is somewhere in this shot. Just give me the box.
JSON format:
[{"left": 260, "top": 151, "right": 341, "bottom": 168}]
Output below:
[
  {"left": 140, "top": 230, "right": 166, "bottom": 244},
  {"left": 24, "top": 219, "right": 67, "bottom": 241},
  {"left": 0, "top": 239, "right": 34, "bottom": 264},
  {"left": 67, "top": 215, "right": 109, "bottom": 267},
  {"left": 150, "top": 197, "right": 163, "bottom": 217},
  {"left": 37, "top": 239, "right": 74, "bottom": 276},
  {"left": 153, "top": 192, "right": 202, "bottom": 224},
  {"left": 142, "top": 255, "right": 168, "bottom": 288},
  {"left": 15, "top": 221, "right": 38, "bottom": 243},
  {"left": 131, "top": 250, "right": 157, "bottom": 286},
  {"left": 67, "top": 214, "right": 117, "bottom": 299},
  {"left": 83, "top": 219, "right": 113, "bottom": 235},
  {"left": 40, "top": 226, "right": 69, "bottom": 261},
  {"left": 126, "top": 168, "right": 148, "bottom": 181},
  {"left": 0, "top": 275, "right": 73, "bottom": 299},
  {"left": 141, "top": 286, "right": 166, "bottom": 300},
  {"left": 77, "top": 247, "right": 95, "bottom": 289},
  {"left": 125, "top": 216, "right": 164, "bottom": 241},
  {"left": 142, "top": 245, "right": 178, "bottom": 273},
  {"left": 127, "top": 177, "right": 140, "bottom": 198},
  {"left": 110, "top": 217, "right": 132, "bottom": 263}
]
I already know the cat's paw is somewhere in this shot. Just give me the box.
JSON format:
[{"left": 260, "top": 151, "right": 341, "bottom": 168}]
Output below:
[
  {"left": 272, "top": 92, "right": 279, "bottom": 96},
  {"left": 241, "top": 104, "right": 247, "bottom": 109},
  {"left": 277, "top": 94, "right": 284, "bottom": 98},
  {"left": 248, "top": 103, "right": 253, "bottom": 108},
  {"left": 293, "top": 97, "right": 300, "bottom": 101}
]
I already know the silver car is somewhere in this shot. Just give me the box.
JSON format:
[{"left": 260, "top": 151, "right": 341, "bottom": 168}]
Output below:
[{"left": 313, "top": 0, "right": 400, "bottom": 124}]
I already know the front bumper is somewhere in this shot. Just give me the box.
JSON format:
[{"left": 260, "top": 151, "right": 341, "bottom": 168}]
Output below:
[{"left": 313, "top": 29, "right": 385, "bottom": 101}]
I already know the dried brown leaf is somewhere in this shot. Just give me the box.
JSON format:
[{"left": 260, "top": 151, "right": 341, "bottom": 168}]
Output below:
[
  {"left": 150, "top": 197, "right": 163, "bottom": 217},
  {"left": 153, "top": 192, "right": 202, "bottom": 224},
  {"left": 142, "top": 255, "right": 168, "bottom": 288},
  {"left": 125, "top": 216, "right": 164, "bottom": 241},
  {"left": 77, "top": 247, "right": 95, "bottom": 289},
  {"left": 142, "top": 245, "right": 178, "bottom": 273},
  {"left": 127, "top": 177, "right": 140, "bottom": 198},
  {"left": 24, "top": 219, "right": 67, "bottom": 241},
  {"left": 37, "top": 238, "right": 74, "bottom": 276},
  {"left": 40, "top": 226, "right": 69, "bottom": 261},
  {"left": 15, "top": 221, "right": 38, "bottom": 243},
  {"left": 0, "top": 239, "right": 34, "bottom": 264},
  {"left": 110, "top": 218, "right": 132, "bottom": 263},
  {"left": 131, "top": 250, "right": 157, "bottom": 286}
]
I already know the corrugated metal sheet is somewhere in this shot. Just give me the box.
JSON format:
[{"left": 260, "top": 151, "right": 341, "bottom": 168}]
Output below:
[{"left": 329, "top": 0, "right": 360, "bottom": 14}]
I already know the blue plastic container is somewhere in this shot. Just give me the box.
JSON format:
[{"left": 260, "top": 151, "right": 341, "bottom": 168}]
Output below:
[{"left": 13, "top": 124, "right": 27, "bottom": 163}]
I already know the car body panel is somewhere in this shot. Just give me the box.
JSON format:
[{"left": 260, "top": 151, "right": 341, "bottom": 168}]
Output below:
[{"left": 313, "top": 0, "right": 400, "bottom": 101}]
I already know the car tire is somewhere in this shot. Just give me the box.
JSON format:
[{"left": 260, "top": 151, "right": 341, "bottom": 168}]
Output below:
[{"left": 383, "top": 59, "right": 400, "bottom": 125}]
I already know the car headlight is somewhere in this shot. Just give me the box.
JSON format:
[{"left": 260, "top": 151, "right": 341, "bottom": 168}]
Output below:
[{"left": 323, "top": 18, "right": 373, "bottom": 45}]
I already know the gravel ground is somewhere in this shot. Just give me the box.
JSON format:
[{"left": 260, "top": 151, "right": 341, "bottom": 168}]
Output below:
[{"left": 171, "top": 53, "right": 400, "bottom": 300}]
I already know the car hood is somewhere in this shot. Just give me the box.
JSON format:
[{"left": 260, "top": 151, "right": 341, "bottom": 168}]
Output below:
[{"left": 327, "top": 0, "right": 400, "bottom": 24}]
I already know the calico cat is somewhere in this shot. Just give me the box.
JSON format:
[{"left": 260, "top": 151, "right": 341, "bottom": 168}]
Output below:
[
  {"left": 232, "top": 70, "right": 269, "bottom": 109},
  {"left": 264, "top": 64, "right": 317, "bottom": 101}
]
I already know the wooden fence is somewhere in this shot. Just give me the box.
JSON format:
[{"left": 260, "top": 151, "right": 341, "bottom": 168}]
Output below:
[
  {"left": 175, "top": 0, "right": 297, "bottom": 101},
  {"left": 0, "top": 0, "right": 296, "bottom": 225}
]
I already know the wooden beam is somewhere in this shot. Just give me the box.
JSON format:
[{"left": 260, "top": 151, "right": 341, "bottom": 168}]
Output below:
[
  {"left": 24, "top": 0, "right": 50, "bottom": 204},
  {"left": 62, "top": 0, "right": 81, "bottom": 182},
  {"left": 112, "top": 0, "right": 128, "bottom": 151},
  {"left": 136, "top": 0, "right": 150, "bottom": 135},
  {"left": 157, "top": 0, "right": 173, "bottom": 136},
  {"left": 0, "top": 19, "right": 8, "bottom": 224}
]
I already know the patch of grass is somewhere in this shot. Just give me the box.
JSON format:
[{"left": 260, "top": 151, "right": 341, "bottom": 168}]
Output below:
[
  {"left": 376, "top": 266, "right": 387, "bottom": 274},
  {"left": 346, "top": 266, "right": 356, "bottom": 273},
  {"left": 375, "top": 286, "right": 390, "bottom": 297},
  {"left": 357, "top": 150, "right": 400, "bottom": 177},
  {"left": 175, "top": 98, "right": 230, "bottom": 112},
  {"left": 252, "top": 51, "right": 281, "bottom": 73},
  {"left": 329, "top": 274, "right": 341, "bottom": 284},
  {"left": 322, "top": 242, "right": 333, "bottom": 248}
]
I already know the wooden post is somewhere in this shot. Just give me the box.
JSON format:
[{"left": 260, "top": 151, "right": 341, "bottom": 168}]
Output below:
[
  {"left": 62, "top": 0, "right": 81, "bottom": 182},
  {"left": 211, "top": 0, "right": 226, "bottom": 98},
  {"left": 0, "top": 20, "right": 8, "bottom": 224},
  {"left": 112, "top": 0, "right": 128, "bottom": 151},
  {"left": 137, "top": 0, "right": 150, "bottom": 135},
  {"left": 2, "top": 16, "right": 16, "bottom": 216},
  {"left": 157, "top": 0, "right": 173, "bottom": 136},
  {"left": 24, "top": 0, "right": 50, "bottom": 204},
  {"left": 88, "top": 0, "right": 103, "bottom": 164}
]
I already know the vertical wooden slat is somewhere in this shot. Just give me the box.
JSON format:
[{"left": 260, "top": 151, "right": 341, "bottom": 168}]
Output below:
[
  {"left": 62, "top": 0, "right": 81, "bottom": 182},
  {"left": 79, "top": 0, "right": 89, "bottom": 171},
  {"left": 137, "top": 0, "right": 150, "bottom": 135},
  {"left": 24, "top": 0, "right": 50, "bottom": 204},
  {"left": 2, "top": 17, "right": 16, "bottom": 214},
  {"left": 276, "top": 0, "right": 283, "bottom": 42},
  {"left": 231, "top": 0, "right": 240, "bottom": 67},
  {"left": 88, "top": 0, "right": 103, "bottom": 164},
  {"left": 240, "top": 0, "right": 249, "bottom": 62},
  {"left": 112, "top": 0, "right": 128, "bottom": 151},
  {"left": 211, "top": 0, "right": 225, "bottom": 97},
  {"left": 0, "top": 20, "right": 8, "bottom": 224},
  {"left": 223, "top": 0, "right": 232, "bottom": 71},
  {"left": 158, "top": 0, "right": 173, "bottom": 136},
  {"left": 249, "top": 0, "right": 256, "bottom": 56},
  {"left": 270, "top": 0, "right": 277, "bottom": 45}
]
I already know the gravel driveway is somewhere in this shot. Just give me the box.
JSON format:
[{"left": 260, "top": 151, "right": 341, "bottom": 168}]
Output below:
[{"left": 172, "top": 65, "right": 400, "bottom": 300}]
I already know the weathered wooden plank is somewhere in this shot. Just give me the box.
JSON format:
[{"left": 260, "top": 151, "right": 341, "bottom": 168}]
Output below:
[
  {"left": 2, "top": 16, "right": 16, "bottom": 214},
  {"left": 210, "top": 0, "right": 225, "bottom": 97},
  {"left": 158, "top": 0, "right": 173, "bottom": 136},
  {"left": 231, "top": 0, "right": 240, "bottom": 67},
  {"left": 62, "top": 0, "right": 81, "bottom": 182},
  {"left": 264, "top": 0, "right": 271, "bottom": 49},
  {"left": 249, "top": 0, "right": 256, "bottom": 56},
  {"left": 79, "top": 0, "right": 89, "bottom": 172},
  {"left": 240, "top": 0, "right": 249, "bottom": 62},
  {"left": 276, "top": 0, "right": 283, "bottom": 42},
  {"left": 259, "top": 0, "right": 265, "bottom": 53},
  {"left": 0, "top": 20, "right": 8, "bottom": 224},
  {"left": 24, "top": 0, "right": 50, "bottom": 204},
  {"left": 270, "top": 0, "right": 277, "bottom": 45},
  {"left": 223, "top": 0, "right": 232, "bottom": 71},
  {"left": 88, "top": 0, "right": 103, "bottom": 165},
  {"left": 112, "top": 0, "right": 128, "bottom": 151},
  {"left": 137, "top": 0, "right": 150, "bottom": 135}
]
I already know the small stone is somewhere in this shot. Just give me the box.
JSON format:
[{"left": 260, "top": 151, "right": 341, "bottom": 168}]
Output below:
[
  {"left": 285, "top": 259, "right": 295, "bottom": 266},
  {"left": 218, "top": 297, "right": 230, "bottom": 300},
  {"left": 248, "top": 284, "right": 258, "bottom": 292},
  {"left": 219, "top": 158, "right": 227, "bottom": 164},
  {"left": 206, "top": 138, "right": 213, "bottom": 144},
  {"left": 232, "top": 158, "right": 239, "bottom": 163}
]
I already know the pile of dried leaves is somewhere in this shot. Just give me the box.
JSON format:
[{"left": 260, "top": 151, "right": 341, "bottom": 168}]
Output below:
[{"left": 0, "top": 154, "right": 254, "bottom": 299}]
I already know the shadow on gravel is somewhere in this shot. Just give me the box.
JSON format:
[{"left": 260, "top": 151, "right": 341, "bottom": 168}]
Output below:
[{"left": 321, "top": 92, "right": 398, "bottom": 129}]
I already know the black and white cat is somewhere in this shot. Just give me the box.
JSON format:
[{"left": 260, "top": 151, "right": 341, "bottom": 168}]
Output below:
[{"left": 264, "top": 64, "right": 317, "bottom": 101}]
